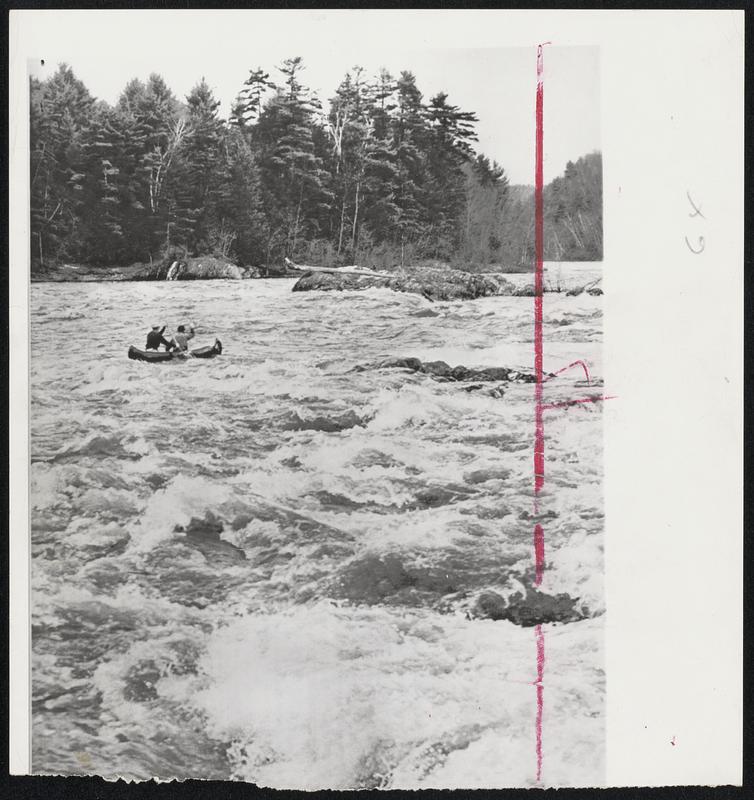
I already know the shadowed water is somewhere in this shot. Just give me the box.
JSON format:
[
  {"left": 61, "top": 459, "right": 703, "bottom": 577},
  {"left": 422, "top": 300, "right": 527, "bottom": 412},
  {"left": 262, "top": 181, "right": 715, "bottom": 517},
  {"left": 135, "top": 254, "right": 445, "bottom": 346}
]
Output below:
[{"left": 31, "top": 271, "right": 604, "bottom": 788}]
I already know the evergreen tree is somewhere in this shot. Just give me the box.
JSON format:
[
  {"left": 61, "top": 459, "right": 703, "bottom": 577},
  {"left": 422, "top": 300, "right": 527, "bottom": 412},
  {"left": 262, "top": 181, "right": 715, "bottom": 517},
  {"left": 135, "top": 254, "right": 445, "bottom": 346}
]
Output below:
[
  {"left": 113, "top": 73, "right": 186, "bottom": 262},
  {"left": 391, "top": 71, "right": 429, "bottom": 263},
  {"left": 424, "top": 91, "right": 479, "bottom": 258},
  {"left": 77, "top": 102, "right": 126, "bottom": 263},
  {"left": 254, "top": 57, "right": 332, "bottom": 260},
  {"left": 171, "top": 79, "right": 226, "bottom": 255},
  {"left": 462, "top": 158, "right": 510, "bottom": 265},
  {"left": 30, "top": 64, "right": 95, "bottom": 267},
  {"left": 219, "top": 126, "right": 267, "bottom": 264},
  {"left": 232, "top": 68, "right": 274, "bottom": 130}
]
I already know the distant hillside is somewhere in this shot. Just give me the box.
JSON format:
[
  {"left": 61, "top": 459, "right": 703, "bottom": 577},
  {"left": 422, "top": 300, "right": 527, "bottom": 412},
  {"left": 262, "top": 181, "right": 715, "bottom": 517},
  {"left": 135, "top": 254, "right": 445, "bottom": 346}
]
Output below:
[{"left": 461, "top": 152, "right": 602, "bottom": 269}]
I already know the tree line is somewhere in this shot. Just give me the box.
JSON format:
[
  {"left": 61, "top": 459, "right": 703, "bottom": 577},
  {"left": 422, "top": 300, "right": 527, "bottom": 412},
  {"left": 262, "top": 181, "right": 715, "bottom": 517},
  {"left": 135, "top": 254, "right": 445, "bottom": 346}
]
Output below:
[{"left": 30, "top": 59, "right": 602, "bottom": 274}]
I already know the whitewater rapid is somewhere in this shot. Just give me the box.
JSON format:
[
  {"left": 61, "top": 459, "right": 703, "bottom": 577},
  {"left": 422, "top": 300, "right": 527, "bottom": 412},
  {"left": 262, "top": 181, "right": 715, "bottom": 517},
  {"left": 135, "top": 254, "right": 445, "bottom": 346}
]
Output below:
[{"left": 30, "top": 272, "right": 604, "bottom": 787}]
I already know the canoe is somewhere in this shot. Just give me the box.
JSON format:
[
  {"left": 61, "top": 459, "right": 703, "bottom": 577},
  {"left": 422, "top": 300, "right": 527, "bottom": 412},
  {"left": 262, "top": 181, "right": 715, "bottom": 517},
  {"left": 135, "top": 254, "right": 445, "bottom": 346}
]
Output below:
[{"left": 128, "top": 339, "right": 223, "bottom": 363}]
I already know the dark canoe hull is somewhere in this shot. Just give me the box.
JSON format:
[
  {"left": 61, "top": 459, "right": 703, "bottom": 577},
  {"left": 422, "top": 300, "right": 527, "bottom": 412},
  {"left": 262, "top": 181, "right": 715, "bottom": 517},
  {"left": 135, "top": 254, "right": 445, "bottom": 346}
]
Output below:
[
  {"left": 190, "top": 340, "right": 223, "bottom": 358},
  {"left": 128, "top": 339, "right": 223, "bottom": 363}
]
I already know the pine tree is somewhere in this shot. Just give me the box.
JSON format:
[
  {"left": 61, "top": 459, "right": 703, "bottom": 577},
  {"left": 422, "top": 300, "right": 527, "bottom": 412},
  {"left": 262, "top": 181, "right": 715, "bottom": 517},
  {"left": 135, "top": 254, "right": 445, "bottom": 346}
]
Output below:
[
  {"left": 30, "top": 64, "right": 95, "bottom": 269},
  {"left": 78, "top": 102, "right": 126, "bottom": 264},
  {"left": 233, "top": 68, "right": 274, "bottom": 130},
  {"left": 462, "top": 158, "right": 510, "bottom": 266},
  {"left": 424, "top": 91, "right": 479, "bottom": 259},
  {"left": 391, "top": 71, "right": 429, "bottom": 264},
  {"left": 170, "top": 79, "right": 227, "bottom": 255},
  {"left": 354, "top": 70, "right": 401, "bottom": 262},
  {"left": 254, "top": 57, "right": 332, "bottom": 261},
  {"left": 114, "top": 73, "right": 186, "bottom": 262},
  {"left": 217, "top": 126, "right": 267, "bottom": 264}
]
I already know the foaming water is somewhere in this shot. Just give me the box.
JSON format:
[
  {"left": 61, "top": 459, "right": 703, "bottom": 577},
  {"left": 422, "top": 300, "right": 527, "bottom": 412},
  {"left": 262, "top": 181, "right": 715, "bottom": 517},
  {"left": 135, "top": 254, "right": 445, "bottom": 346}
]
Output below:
[{"left": 31, "top": 272, "right": 604, "bottom": 787}]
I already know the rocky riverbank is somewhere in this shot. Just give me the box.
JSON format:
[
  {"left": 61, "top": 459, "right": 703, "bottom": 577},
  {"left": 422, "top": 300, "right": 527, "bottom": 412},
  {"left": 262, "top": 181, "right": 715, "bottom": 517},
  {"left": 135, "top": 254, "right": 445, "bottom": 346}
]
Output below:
[
  {"left": 31, "top": 255, "right": 259, "bottom": 283},
  {"left": 31, "top": 259, "right": 603, "bottom": 300}
]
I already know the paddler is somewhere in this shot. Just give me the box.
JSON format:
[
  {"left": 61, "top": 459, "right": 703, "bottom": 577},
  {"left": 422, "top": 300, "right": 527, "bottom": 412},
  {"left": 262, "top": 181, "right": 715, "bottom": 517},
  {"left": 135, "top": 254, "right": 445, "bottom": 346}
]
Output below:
[
  {"left": 145, "top": 324, "right": 175, "bottom": 351},
  {"left": 171, "top": 324, "right": 196, "bottom": 353}
]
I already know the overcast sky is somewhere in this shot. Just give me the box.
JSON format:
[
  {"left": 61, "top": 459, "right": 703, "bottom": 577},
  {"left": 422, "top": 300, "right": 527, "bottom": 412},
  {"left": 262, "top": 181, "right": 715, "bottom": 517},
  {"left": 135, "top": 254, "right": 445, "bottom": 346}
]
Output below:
[{"left": 21, "top": 10, "right": 600, "bottom": 185}]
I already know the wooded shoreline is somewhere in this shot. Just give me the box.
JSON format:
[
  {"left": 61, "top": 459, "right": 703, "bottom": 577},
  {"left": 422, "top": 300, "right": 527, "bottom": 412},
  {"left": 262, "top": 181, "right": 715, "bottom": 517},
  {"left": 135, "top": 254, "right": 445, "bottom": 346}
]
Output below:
[{"left": 31, "top": 61, "right": 603, "bottom": 277}]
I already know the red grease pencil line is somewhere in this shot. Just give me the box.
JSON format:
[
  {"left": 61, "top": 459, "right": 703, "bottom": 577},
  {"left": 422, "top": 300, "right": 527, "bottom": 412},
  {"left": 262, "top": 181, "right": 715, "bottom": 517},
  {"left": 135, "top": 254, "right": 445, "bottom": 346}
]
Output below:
[
  {"left": 543, "top": 359, "right": 592, "bottom": 385},
  {"left": 535, "top": 623, "right": 545, "bottom": 782},
  {"left": 532, "top": 42, "right": 548, "bottom": 786},
  {"left": 533, "top": 43, "right": 545, "bottom": 500}
]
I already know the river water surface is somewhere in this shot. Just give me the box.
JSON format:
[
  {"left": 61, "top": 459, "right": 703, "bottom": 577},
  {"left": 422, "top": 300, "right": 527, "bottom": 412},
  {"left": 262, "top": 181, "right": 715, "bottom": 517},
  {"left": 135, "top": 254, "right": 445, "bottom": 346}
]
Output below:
[{"left": 30, "top": 270, "right": 604, "bottom": 788}]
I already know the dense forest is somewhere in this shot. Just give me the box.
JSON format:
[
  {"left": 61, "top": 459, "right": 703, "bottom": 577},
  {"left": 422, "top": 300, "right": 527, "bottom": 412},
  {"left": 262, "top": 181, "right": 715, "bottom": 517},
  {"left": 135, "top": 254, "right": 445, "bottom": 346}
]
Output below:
[{"left": 30, "top": 60, "right": 602, "bottom": 274}]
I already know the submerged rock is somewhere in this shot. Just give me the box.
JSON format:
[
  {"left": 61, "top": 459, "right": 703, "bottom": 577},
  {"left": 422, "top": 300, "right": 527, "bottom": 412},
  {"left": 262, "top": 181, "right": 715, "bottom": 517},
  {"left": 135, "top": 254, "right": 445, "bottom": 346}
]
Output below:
[
  {"left": 356, "top": 355, "right": 538, "bottom": 384},
  {"left": 463, "top": 467, "right": 512, "bottom": 484},
  {"left": 406, "top": 485, "right": 472, "bottom": 509},
  {"left": 335, "top": 555, "right": 416, "bottom": 604},
  {"left": 376, "top": 356, "right": 424, "bottom": 371},
  {"left": 333, "top": 554, "right": 459, "bottom": 606},
  {"left": 280, "top": 409, "right": 369, "bottom": 432},
  {"left": 422, "top": 360, "right": 452, "bottom": 377},
  {"left": 175, "top": 511, "right": 246, "bottom": 564},
  {"left": 473, "top": 586, "right": 588, "bottom": 627}
]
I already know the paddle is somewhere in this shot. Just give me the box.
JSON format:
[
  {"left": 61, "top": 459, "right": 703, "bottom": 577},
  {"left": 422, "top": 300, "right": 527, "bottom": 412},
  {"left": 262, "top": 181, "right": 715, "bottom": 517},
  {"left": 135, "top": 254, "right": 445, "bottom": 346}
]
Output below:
[{"left": 186, "top": 320, "right": 198, "bottom": 356}]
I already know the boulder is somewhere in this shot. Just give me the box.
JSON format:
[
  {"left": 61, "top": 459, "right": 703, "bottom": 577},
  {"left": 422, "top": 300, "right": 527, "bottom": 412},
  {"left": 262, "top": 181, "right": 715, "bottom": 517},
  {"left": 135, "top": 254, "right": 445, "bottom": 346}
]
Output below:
[
  {"left": 421, "top": 360, "right": 452, "bottom": 377},
  {"left": 172, "top": 256, "right": 243, "bottom": 280},
  {"left": 280, "top": 409, "right": 368, "bottom": 432},
  {"left": 132, "top": 255, "right": 243, "bottom": 281},
  {"left": 175, "top": 511, "right": 246, "bottom": 564},
  {"left": 333, "top": 554, "right": 460, "bottom": 605},
  {"left": 377, "top": 356, "right": 424, "bottom": 371},
  {"left": 334, "top": 554, "right": 416, "bottom": 604},
  {"left": 473, "top": 586, "right": 588, "bottom": 627},
  {"left": 463, "top": 467, "right": 512, "bottom": 485},
  {"left": 292, "top": 267, "right": 508, "bottom": 301},
  {"left": 363, "top": 355, "right": 537, "bottom": 384}
]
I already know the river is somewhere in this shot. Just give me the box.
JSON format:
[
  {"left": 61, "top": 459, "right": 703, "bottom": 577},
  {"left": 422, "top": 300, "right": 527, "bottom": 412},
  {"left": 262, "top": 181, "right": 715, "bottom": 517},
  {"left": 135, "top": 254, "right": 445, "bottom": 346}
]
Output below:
[{"left": 30, "top": 269, "right": 604, "bottom": 788}]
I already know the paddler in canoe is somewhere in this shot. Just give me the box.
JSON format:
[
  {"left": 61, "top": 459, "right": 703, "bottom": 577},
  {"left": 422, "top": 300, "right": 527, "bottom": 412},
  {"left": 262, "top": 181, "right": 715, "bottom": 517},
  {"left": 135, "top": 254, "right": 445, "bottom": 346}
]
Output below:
[
  {"left": 130, "top": 321, "right": 221, "bottom": 362},
  {"left": 145, "top": 324, "right": 176, "bottom": 352},
  {"left": 170, "top": 324, "right": 196, "bottom": 353}
]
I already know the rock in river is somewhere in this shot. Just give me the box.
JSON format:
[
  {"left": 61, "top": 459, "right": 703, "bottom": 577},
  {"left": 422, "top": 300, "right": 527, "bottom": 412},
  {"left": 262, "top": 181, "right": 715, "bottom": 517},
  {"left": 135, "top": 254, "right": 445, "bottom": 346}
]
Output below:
[
  {"left": 175, "top": 511, "right": 246, "bottom": 565},
  {"left": 292, "top": 266, "right": 513, "bottom": 301},
  {"left": 474, "top": 587, "right": 588, "bottom": 627},
  {"left": 354, "top": 355, "right": 538, "bottom": 384},
  {"left": 133, "top": 255, "right": 243, "bottom": 281}
]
